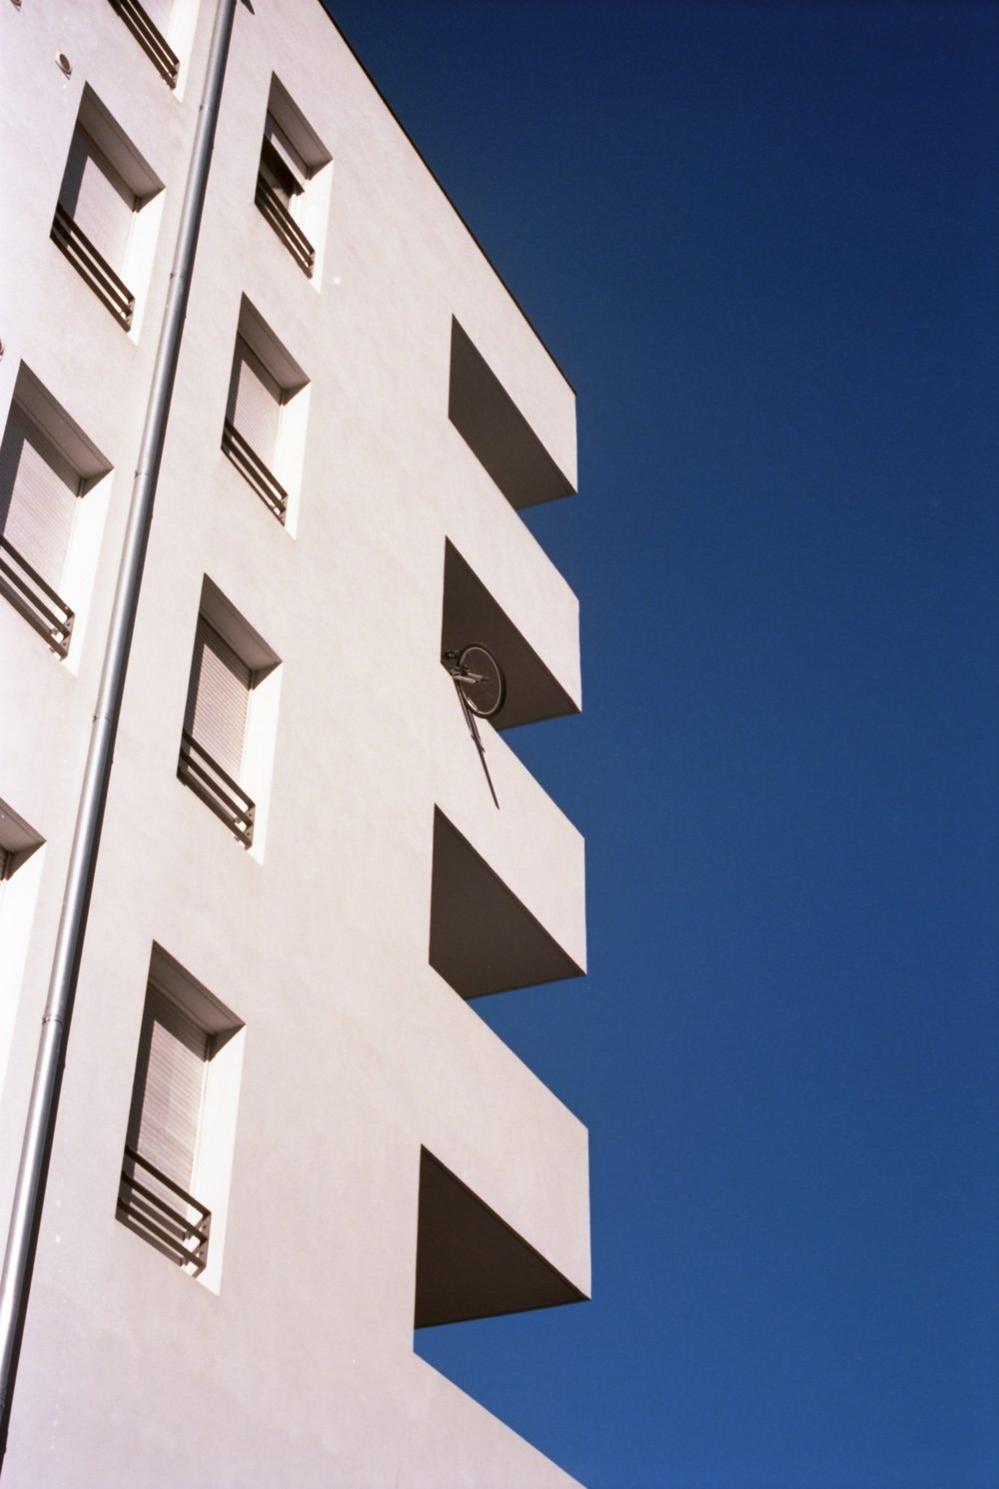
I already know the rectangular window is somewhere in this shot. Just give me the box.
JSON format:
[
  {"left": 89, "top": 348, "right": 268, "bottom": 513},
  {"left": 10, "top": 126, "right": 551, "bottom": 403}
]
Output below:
[
  {"left": 254, "top": 78, "right": 331, "bottom": 279},
  {"left": 61, "top": 128, "right": 136, "bottom": 269},
  {"left": 0, "top": 800, "right": 45, "bottom": 1105},
  {"left": 230, "top": 337, "right": 283, "bottom": 461},
  {"left": 107, "top": 0, "right": 180, "bottom": 87},
  {"left": 260, "top": 116, "right": 308, "bottom": 209},
  {"left": 0, "top": 372, "right": 111, "bottom": 657},
  {"left": 118, "top": 951, "right": 244, "bottom": 1285},
  {"left": 220, "top": 300, "right": 309, "bottom": 524},
  {"left": 0, "top": 406, "right": 80, "bottom": 618},
  {"left": 127, "top": 985, "right": 209, "bottom": 1210},
  {"left": 222, "top": 336, "right": 287, "bottom": 519},
  {"left": 177, "top": 581, "right": 280, "bottom": 848},
  {"left": 0, "top": 800, "right": 43, "bottom": 883},
  {"left": 51, "top": 90, "right": 163, "bottom": 330},
  {"left": 185, "top": 618, "right": 251, "bottom": 786}
]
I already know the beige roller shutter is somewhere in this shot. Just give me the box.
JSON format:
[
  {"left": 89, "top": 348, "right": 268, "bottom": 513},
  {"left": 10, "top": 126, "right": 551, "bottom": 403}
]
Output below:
[
  {"left": 129, "top": 987, "right": 208, "bottom": 1195},
  {"left": 229, "top": 337, "right": 282, "bottom": 465},
  {"left": 60, "top": 128, "right": 135, "bottom": 270},
  {"left": 185, "top": 619, "right": 251, "bottom": 782},
  {"left": 0, "top": 405, "right": 80, "bottom": 590}
]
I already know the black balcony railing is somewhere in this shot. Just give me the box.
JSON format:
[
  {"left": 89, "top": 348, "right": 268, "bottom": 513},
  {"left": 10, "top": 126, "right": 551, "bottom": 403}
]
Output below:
[
  {"left": 118, "top": 1145, "right": 211, "bottom": 1274},
  {"left": 222, "top": 418, "right": 289, "bottom": 523},
  {"left": 51, "top": 203, "right": 135, "bottom": 330},
  {"left": 107, "top": 0, "right": 180, "bottom": 86},
  {"left": 254, "top": 175, "right": 316, "bottom": 277},
  {"left": 178, "top": 729, "right": 255, "bottom": 847},
  {"left": 0, "top": 536, "right": 74, "bottom": 657}
]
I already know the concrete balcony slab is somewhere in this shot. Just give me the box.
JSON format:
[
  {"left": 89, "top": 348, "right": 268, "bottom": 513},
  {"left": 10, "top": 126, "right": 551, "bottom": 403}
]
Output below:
[{"left": 414, "top": 1147, "right": 585, "bottom": 1328}]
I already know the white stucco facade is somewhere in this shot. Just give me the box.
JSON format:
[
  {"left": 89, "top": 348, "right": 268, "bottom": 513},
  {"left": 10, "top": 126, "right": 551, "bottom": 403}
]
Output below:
[{"left": 0, "top": 2, "right": 588, "bottom": 1485}]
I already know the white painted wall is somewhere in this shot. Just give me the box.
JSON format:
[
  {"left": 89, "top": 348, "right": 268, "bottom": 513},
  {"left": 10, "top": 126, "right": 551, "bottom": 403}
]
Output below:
[{"left": 0, "top": 2, "right": 588, "bottom": 1485}]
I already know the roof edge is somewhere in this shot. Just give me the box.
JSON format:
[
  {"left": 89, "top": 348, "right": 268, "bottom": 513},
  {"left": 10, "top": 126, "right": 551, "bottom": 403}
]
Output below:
[{"left": 317, "top": 1, "right": 577, "bottom": 397}]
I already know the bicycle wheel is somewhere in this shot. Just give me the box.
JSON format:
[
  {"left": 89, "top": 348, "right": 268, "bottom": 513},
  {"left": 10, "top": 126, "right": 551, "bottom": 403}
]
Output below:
[{"left": 458, "top": 644, "right": 505, "bottom": 718}]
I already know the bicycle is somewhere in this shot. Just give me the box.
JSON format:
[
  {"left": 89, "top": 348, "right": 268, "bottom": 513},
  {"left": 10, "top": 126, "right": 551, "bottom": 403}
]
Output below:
[{"left": 442, "top": 645, "right": 506, "bottom": 719}]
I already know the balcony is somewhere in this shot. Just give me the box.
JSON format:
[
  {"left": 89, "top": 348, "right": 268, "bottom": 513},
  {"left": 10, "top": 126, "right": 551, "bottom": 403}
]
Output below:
[
  {"left": 0, "top": 536, "right": 74, "bottom": 657},
  {"left": 117, "top": 1145, "right": 211, "bottom": 1274},
  {"left": 107, "top": 0, "right": 180, "bottom": 86},
  {"left": 441, "top": 540, "right": 578, "bottom": 730},
  {"left": 254, "top": 176, "right": 315, "bottom": 278},
  {"left": 51, "top": 204, "right": 135, "bottom": 330},
  {"left": 414, "top": 1148, "right": 585, "bottom": 1327},
  {"left": 429, "top": 807, "right": 583, "bottom": 1000},
  {"left": 178, "top": 730, "right": 255, "bottom": 847},
  {"left": 222, "top": 418, "right": 288, "bottom": 522},
  {"left": 448, "top": 318, "right": 575, "bottom": 512}
]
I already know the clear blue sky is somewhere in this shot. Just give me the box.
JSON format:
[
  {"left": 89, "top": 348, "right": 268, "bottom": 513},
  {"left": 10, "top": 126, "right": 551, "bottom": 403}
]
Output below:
[{"left": 327, "top": 4, "right": 998, "bottom": 1486}]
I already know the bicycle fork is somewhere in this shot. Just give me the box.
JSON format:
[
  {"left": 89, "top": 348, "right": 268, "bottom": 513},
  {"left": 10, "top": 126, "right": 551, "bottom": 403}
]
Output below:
[{"left": 453, "top": 680, "right": 500, "bottom": 810}]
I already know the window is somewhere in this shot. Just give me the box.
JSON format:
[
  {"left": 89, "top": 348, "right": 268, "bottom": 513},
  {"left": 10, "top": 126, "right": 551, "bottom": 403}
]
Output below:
[
  {"left": 107, "top": 0, "right": 180, "bottom": 87},
  {"left": 0, "top": 799, "right": 43, "bottom": 885},
  {"left": 51, "top": 89, "right": 163, "bottom": 329},
  {"left": 121, "top": 985, "right": 211, "bottom": 1272},
  {"left": 181, "top": 619, "right": 253, "bottom": 841},
  {"left": 0, "top": 800, "right": 45, "bottom": 1105},
  {"left": 260, "top": 116, "right": 308, "bottom": 209},
  {"left": 254, "top": 78, "right": 331, "bottom": 278},
  {"left": 221, "top": 299, "right": 309, "bottom": 523},
  {"left": 0, "top": 369, "right": 111, "bottom": 656},
  {"left": 0, "top": 408, "right": 79, "bottom": 654},
  {"left": 117, "top": 948, "right": 244, "bottom": 1284},
  {"left": 177, "top": 580, "right": 280, "bottom": 847}
]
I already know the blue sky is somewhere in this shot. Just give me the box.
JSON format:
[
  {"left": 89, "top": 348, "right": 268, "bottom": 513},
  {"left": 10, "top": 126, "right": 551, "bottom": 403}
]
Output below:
[{"left": 327, "top": 4, "right": 999, "bottom": 1486}]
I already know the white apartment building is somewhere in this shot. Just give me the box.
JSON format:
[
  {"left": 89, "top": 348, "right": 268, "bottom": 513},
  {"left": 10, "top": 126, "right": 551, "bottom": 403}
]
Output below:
[{"left": 0, "top": 2, "right": 589, "bottom": 1485}]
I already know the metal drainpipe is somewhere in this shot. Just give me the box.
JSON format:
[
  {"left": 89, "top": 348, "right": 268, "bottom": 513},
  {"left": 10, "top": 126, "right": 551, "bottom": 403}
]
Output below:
[{"left": 0, "top": 0, "right": 239, "bottom": 1466}]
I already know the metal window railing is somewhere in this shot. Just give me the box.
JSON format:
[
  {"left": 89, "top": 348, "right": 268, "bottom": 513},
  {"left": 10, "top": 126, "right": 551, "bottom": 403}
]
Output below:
[
  {"left": 0, "top": 535, "right": 75, "bottom": 657},
  {"left": 254, "top": 175, "right": 316, "bottom": 277},
  {"left": 221, "top": 418, "right": 289, "bottom": 523},
  {"left": 118, "top": 1145, "right": 211, "bottom": 1274},
  {"left": 51, "top": 203, "right": 136, "bottom": 330},
  {"left": 107, "top": 0, "right": 180, "bottom": 86},
  {"left": 177, "top": 729, "right": 255, "bottom": 847}
]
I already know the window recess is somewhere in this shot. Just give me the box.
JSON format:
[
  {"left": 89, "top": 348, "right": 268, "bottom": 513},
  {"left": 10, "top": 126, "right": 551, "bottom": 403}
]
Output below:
[
  {"left": 51, "top": 89, "right": 162, "bottom": 330},
  {"left": 254, "top": 77, "right": 331, "bottom": 278},
  {"left": 177, "top": 580, "right": 280, "bottom": 847},
  {"left": 0, "top": 800, "right": 45, "bottom": 1105},
  {"left": 118, "top": 949, "right": 243, "bottom": 1282},
  {"left": 0, "top": 800, "right": 44, "bottom": 883},
  {"left": 0, "top": 369, "right": 111, "bottom": 656},
  {"left": 221, "top": 300, "right": 308, "bottom": 524},
  {"left": 120, "top": 986, "right": 211, "bottom": 1273},
  {"left": 107, "top": 0, "right": 180, "bottom": 87}
]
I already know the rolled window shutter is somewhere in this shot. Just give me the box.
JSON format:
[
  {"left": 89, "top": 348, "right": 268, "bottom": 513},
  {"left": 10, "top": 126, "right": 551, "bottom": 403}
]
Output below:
[
  {"left": 129, "top": 988, "right": 208, "bottom": 1193},
  {"left": 0, "top": 405, "right": 80, "bottom": 590},
  {"left": 230, "top": 338, "right": 281, "bottom": 466},
  {"left": 60, "top": 128, "right": 135, "bottom": 269},
  {"left": 263, "top": 117, "right": 307, "bottom": 192},
  {"left": 185, "top": 619, "right": 251, "bottom": 782}
]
